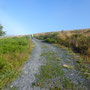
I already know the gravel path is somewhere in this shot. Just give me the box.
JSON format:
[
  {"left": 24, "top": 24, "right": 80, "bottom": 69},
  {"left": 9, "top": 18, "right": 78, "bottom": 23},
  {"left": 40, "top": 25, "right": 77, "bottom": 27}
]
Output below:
[
  {"left": 40, "top": 42, "right": 89, "bottom": 90},
  {"left": 5, "top": 39, "right": 43, "bottom": 90},
  {"left": 4, "top": 38, "right": 89, "bottom": 90}
]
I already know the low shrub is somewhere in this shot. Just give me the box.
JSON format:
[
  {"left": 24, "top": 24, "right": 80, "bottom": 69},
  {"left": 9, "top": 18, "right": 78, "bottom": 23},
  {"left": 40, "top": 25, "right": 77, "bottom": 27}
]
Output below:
[{"left": 44, "top": 38, "right": 57, "bottom": 43}]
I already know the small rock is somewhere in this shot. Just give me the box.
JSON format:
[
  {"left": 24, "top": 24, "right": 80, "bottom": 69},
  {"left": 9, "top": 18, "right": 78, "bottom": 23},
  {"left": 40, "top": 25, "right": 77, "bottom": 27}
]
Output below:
[
  {"left": 36, "top": 83, "right": 40, "bottom": 86},
  {"left": 63, "top": 64, "right": 73, "bottom": 69},
  {"left": 71, "top": 74, "right": 73, "bottom": 76},
  {"left": 10, "top": 85, "right": 13, "bottom": 88}
]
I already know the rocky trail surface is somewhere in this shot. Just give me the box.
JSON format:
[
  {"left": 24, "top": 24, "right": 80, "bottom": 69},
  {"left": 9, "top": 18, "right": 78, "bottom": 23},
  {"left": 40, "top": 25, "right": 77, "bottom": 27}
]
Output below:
[{"left": 4, "top": 38, "right": 89, "bottom": 90}]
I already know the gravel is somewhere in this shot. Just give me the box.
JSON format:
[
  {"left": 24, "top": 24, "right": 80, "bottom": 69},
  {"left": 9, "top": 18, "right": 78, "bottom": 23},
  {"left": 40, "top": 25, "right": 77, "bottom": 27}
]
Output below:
[{"left": 4, "top": 38, "right": 89, "bottom": 90}]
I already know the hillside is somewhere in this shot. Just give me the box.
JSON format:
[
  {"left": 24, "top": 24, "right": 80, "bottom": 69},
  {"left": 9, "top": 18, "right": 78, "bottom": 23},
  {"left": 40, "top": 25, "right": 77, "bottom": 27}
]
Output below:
[
  {"left": 35, "top": 28, "right": 90, "bottom": 37},
  {"left": 35, "top": 28, "right": 90, "bottom": 63}
]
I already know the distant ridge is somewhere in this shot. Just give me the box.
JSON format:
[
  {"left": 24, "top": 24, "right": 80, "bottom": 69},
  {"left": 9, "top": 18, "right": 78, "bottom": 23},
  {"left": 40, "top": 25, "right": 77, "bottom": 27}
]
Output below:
[{"left": 35, "top": 28, "right": 90, "bottom": 35}]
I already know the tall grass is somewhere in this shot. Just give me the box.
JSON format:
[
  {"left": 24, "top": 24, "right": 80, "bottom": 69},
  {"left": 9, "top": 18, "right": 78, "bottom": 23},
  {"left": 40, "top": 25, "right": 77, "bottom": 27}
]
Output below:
[
  {"left": 0, "top": 36, "right": 33, "bottom": 89},
  {"left": 35, "top": 29, "right": 90, "bottom": 63}
]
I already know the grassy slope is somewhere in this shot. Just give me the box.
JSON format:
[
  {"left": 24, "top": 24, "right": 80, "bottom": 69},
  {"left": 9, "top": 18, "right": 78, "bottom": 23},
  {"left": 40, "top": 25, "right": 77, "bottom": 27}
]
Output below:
[
  {"left": 35, "top": 28, "right": 90, "bottom": 63},
  {"left": 34, "top": 28, "right": 90, "bottom": 89},
  {"left": 0, "top": 36, "right": 33, "bottom": 89}
]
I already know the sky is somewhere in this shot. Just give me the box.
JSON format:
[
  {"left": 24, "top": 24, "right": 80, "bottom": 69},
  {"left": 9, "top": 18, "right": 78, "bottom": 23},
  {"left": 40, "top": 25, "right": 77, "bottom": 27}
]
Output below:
[{"left": 0, "top": 0, "right": 90, "bottom": 35}]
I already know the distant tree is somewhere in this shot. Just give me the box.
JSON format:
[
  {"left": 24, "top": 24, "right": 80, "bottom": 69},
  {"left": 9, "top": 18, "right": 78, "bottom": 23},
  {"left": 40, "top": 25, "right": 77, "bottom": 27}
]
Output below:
[{"left": 0, "top": 24, "right": 6, "bottom": 36}]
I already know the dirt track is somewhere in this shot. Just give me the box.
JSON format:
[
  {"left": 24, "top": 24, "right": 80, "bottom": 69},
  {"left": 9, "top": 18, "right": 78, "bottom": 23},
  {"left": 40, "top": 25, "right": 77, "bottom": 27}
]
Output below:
[{"left": 4, "top": 38, "right": 89, "bottom": 90}]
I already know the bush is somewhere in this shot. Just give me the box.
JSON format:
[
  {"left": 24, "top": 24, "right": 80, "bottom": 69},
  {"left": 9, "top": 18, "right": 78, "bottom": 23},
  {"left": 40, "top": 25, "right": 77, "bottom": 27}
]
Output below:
[{"left": 44, "top": 38, "right": 57, "bottom": 43}]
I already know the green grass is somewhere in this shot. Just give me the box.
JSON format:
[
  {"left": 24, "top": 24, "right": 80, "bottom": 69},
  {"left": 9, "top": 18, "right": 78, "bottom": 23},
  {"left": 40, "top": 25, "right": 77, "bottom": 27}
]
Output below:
[
  {"left": 35, "top": 51, "right": 64, "bottom": 88},
  {"left": 41, "top": 51, "right": 56, "bottom": 57},
  {"left": 75, "top": 59, "right": 90, "bottom": 80},
  {"left": 35, "top": 62, "right": 64, "bottom": 87},
  {"left": 34, "top": 51, "right": 81, "bottom": 89},
  {"left": 0, "top": 36, "right": 33, "bottom": 89},
  {"left": 41, "top": 45, "right": 48, "bottom": 49}
]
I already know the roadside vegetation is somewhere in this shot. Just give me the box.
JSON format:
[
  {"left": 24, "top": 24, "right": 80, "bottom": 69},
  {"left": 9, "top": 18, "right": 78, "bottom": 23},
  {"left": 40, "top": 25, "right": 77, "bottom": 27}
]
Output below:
[
  {"left": 34, "top": 45, "right": 87, "bottom": 89},
  {"left": 0, "top": 36, "right": 33, "bottom": 89},
  {"left": 35, "top": 28, "right": 90, "bottom": 64},
  {"left": 35, "top": 29, "right": 90, "bottom": 87}
]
